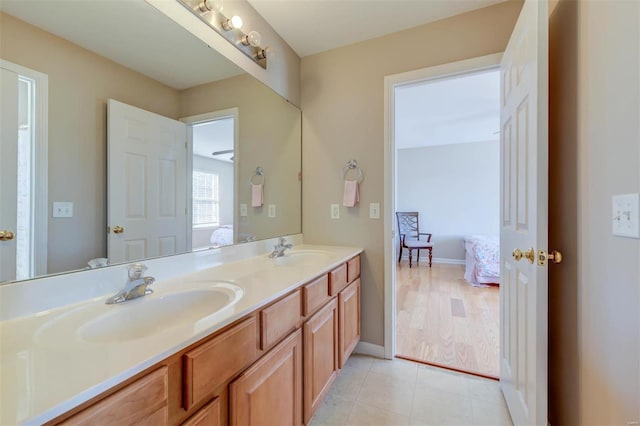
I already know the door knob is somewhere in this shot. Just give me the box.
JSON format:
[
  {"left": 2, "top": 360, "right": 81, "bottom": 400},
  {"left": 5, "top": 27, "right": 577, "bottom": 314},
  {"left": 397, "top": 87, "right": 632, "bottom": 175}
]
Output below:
[
  {"left": 112, "top": 226, "right": 124, "bottom": 234},
  {"left": 512, "top": 247, "right": 535, "bottom": 264},
  {"left": 0, "top": 230, "right": 15, "bottom": 241},
  {"left": 538, "top": 249, "right": 563, "bottom": 265}
]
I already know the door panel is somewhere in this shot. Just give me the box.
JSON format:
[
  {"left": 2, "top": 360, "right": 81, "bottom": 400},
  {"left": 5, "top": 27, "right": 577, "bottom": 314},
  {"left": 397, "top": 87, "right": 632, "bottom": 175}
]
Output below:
[
  {"left": 108, "top": 99, "right": 187, "bottom": 264},
  {"left": 499, "top": 0, "right": 549, "bottom": 424}
]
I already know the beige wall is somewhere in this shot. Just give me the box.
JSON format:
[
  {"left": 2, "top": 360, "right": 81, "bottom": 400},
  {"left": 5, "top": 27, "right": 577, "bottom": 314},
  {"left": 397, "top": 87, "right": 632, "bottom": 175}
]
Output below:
[
  {"left": 300, "top": 1, "right": 523, "bottom": 346},
  {"left": 549, "top": 0, "right": 640, "bottom": 424},
  {"left": 0, "top": 12, "right": 180, "bottom": 274},
  {"left": 180, "top": 74, "right": 302, "bottom": 242}
]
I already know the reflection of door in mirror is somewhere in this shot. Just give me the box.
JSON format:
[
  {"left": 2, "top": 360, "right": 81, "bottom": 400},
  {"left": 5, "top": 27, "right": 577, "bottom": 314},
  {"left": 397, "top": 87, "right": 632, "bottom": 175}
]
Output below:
[
  {"left": 107, "top": 99, "right": 187, "bottom": 264},
  {"left": 184, "top": 108, "right": 239, "bottom": 250},
  {"left": 0, "top": 61, "right": 47, "bottom": 282}
]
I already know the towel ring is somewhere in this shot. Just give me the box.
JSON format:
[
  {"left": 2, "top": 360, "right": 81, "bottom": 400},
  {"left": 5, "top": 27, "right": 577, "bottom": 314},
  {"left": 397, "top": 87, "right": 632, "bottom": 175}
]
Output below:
[
  {"left": 250, "top": 166, "right": 265, "bottom": 185},
  {"left": 342, "top": 160, "right": 364, "bottom": 183}
]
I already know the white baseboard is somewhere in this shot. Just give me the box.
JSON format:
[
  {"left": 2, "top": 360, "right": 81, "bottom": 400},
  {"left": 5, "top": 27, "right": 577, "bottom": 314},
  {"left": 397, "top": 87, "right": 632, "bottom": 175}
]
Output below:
[
  {"left": 398, "top": 255, "right": 464, "bottom": 265},
  {"left": 354, "top": 341, "right": 385, "bottom": 358}
]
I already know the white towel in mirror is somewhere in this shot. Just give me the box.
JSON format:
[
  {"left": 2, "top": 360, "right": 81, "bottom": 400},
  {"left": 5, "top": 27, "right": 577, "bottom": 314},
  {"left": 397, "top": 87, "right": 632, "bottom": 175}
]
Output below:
[{"left": 251, "top": 184, "right": 263, "bottom": 207}]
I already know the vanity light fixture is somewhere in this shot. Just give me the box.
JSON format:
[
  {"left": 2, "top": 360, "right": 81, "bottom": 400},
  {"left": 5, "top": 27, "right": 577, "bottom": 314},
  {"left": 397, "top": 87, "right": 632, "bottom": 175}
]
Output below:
[{"left": 179, "top": 0, "right": 270, "bottom": 69}]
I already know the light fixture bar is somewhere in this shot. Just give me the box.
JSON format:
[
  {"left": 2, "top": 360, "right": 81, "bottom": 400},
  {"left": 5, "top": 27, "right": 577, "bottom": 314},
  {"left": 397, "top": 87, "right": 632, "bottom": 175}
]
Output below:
[{"left": 177, "top": 0, "right": 267, "bottom": 69}]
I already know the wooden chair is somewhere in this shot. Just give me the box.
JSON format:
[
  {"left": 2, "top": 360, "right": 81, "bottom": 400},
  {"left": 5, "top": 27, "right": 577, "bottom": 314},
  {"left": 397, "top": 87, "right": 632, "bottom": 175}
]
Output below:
[{"left": 396, "top": 212, "right": 433, "bottom": 268}]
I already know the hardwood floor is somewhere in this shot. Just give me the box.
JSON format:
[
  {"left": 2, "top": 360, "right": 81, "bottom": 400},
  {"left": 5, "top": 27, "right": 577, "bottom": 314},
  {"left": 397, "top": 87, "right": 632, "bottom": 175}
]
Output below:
[{"left": 395, "top": 262, "right": 500, "bottom": 378}]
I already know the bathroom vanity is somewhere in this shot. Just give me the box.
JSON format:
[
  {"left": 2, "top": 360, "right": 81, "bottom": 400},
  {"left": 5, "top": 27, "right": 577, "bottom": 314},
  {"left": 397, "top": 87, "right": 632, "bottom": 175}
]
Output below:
[{"left": 0, "top": 243, "right": 362, "bottom": 425}]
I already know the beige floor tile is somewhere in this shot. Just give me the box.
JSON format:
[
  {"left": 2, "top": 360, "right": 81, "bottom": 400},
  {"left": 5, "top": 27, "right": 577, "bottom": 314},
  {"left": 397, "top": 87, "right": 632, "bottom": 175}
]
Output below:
[
  {"left": 468, "top": 377, "right": 506, "bottom": 405},
  {"left": 357, "top": 371, "right": 416, "bottom": 414},
  {"left": 344, "top": 354, "right": 375, "bottom": 372},
  {"left": 345, "top": 401, "right": 409, "bottom": 426},
  {"left": 471, "top": 398, "right": 513, "bottom": 426},
  {"left": 330, "top": 364, "right": 369, "bottom": 402},
  {"left": 310, "top": 393, "right": 354, "bottom": 426},
  {"left": 369, "top": 357, "right": 419, "bottom": 382},
  {"left": 416, "top": 365, "right": 470, "bottom": 396},
  {"left": 410, "top": 383, "right": 473, "bottom": 426}
]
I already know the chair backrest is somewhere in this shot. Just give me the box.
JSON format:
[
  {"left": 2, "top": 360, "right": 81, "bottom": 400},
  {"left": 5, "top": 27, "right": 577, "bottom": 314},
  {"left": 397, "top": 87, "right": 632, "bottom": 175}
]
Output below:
[{"left": 396, "top": 212, "right": 420, "bottom": 240}]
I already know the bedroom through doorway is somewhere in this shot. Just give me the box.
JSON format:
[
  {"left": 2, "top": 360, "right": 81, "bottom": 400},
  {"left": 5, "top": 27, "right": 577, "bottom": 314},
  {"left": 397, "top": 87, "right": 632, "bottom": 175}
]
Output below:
[{"left": 392, "top": 66, "right": 501, "bottom": 379}]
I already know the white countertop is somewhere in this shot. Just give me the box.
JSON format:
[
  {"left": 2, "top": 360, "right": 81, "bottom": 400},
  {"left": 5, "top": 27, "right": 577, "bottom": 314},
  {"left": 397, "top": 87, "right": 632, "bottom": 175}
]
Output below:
[{"left": 0, "top": 244, "right": 362, "bottom": 425}]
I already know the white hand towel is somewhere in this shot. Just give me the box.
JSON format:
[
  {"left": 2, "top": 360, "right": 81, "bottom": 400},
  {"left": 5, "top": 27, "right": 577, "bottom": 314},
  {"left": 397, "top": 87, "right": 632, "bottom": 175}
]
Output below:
[
  {"left": 342, "top": 180, "right": 359, "bottom": 207},
  {"left": 251, "top": 184, "right": 263, "bottom": 207}
]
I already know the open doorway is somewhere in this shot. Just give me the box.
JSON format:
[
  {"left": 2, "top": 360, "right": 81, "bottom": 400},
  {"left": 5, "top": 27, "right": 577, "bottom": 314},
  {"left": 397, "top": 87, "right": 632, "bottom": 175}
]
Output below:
[{"left": 385, "top": 55, "right": 502, "bottom": 379}]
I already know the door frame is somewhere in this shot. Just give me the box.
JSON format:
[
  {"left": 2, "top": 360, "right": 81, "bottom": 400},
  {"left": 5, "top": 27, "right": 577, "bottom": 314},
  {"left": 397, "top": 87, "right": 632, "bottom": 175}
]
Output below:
[
  {"left": 382, "top": 53, "right": 503, "bottom": 359},
  {"left": 0, "top": 59, "right": 48, "bottom": 277},
  {"left": 181, "top": 107, "right": 239, "bottom": 250}
]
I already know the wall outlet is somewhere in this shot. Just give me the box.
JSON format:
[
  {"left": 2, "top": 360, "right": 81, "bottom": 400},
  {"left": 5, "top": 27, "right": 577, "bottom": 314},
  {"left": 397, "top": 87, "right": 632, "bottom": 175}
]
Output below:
[
  {"left": 612, "top": 193, "right": 639, "bottom": 238},
  {"left": 53, "top": 202, "right": 73, "bottom": 218},
  {"left": 240, "top": 203, "right": 248, "bottom": 217},
  {"left": 369, "top": 202, "right": 380, "bottom": 219},
  {"left": 331, "top": 204, "right": 340, "bottom": 219},
  {"left": 268, "top": 204, "right": 276, "bottom": 218}
]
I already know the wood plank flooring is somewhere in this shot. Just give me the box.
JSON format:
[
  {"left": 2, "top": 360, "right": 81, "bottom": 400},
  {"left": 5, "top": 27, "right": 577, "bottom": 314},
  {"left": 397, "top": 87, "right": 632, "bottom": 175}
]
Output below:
[{"left": 395, "top": 262, "right": 500, "bottom": 377}]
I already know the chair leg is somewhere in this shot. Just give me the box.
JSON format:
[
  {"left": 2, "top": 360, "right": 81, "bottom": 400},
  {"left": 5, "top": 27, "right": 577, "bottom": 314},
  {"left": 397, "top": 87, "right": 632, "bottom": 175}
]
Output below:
[
  {"left": 398, "top": 245, "right": 403, "bottom": 263},
  {"left": 409, "top": 249, "right": 413, "bottom": 268},
  {"left": 417, "top": 249, "right": 420, "bottom": 266},
  {"left": 428, "top": 248, "right": 433, "bottom": 267}
]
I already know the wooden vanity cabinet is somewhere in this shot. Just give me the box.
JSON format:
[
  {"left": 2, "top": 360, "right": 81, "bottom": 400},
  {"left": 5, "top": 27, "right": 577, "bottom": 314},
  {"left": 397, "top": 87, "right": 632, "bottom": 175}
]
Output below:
[
  {"left": 339, "top": 278, "right": 361, "bottom": 368},
  {"left": 181, "top": 398, "right": 221, "bottom": 426},
  {"left": 229, "top": 329, "right": 303, "bottom": 426},
  {"left": 303, "top": 298, "right": 339, "bottom": 424},
  {"left": 59, "top": 366, "right": 169, "bottom": 426}
]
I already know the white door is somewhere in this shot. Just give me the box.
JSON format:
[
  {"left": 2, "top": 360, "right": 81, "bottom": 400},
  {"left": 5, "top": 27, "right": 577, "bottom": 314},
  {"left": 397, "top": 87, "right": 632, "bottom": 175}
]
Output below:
[
  {"left": 500, "top": 0, "right": 551, "bottom": 424},
  {"left": 107, "top": 99, "right": 187, "bottom": 264},
  {"left": 0, "top": 68, "right": 19, "bottom": 282}
]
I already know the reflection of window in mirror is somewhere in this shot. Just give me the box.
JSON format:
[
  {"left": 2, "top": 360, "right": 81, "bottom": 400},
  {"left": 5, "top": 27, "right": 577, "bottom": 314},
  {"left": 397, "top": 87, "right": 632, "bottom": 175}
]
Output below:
[{"left": 190, "top": 115, "right": 236, "bottom": 250}]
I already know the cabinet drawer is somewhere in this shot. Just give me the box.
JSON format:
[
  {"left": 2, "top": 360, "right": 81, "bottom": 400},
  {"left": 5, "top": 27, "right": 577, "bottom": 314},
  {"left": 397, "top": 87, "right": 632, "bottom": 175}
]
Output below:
[
  {"left": 329, "top": 263, "right": 348, "bottom": 296},
  {"left": 60, "top": 367, "right": 168, "bottom": 426},
  {"left": 182, "top": 398, "right": 221, "bottom": 426},
  {"left": 260, "top": 290, "right": 302, "bottom": 350},
  {"left": 302, "top": 274, "right": 330, "bottom": 316},
  {"left": 183, "top": 317, "right": 257, "bottom": 410},
  {"left": 347, "top": 255, "right": 360, "bottom": 284}
]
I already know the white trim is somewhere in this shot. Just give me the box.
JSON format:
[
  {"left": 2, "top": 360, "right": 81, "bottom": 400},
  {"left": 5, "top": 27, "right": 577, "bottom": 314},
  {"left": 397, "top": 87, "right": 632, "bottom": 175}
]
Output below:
[
  {"left": 181, "top": 108, "right": 239, "bottom": 250},
  {"left": 354, "top": 341, "right": 386, "bottom": 359},
  {"left": 383, "top": 53, "right": 503, "bottom": 360},
  {"left": 0, "top": 60, "right": 48, "bottom": 277}
]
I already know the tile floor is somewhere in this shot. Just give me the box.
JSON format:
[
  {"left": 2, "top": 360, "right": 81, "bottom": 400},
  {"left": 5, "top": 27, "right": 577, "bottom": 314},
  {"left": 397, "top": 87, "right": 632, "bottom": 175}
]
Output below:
[{"left": 310, "top": 354, "right": 513, "bottom": 426}]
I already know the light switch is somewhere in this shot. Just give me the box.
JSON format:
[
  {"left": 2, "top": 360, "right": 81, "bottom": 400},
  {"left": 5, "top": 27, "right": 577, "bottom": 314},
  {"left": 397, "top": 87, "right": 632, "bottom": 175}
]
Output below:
[
  {"left": 240, "top": 203, "right": 248, "bottom": 217},
  {"left": 53, "top": 202, "right": 73, "bottom": 218},
  {"left": 612, "top": 193, "right": 639, "bottom": 238},
  {"left": 369, "top": 202, "right": 380, "bottom": 219},
  {"left": 268, "top": 204, "right": 276, "bottom": 218},
  {"left": 331, "top": 204, "right": 340, "bottom": 219}
]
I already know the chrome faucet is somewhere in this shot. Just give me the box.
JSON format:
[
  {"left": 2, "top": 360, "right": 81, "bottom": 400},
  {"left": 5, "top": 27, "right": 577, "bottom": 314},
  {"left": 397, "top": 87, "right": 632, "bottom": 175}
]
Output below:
[
  {"left": 268, "top": 237, "right": 293, "bottom": 258},
  {"left": 106, "top": 263, "right": 156, "bottom": 304}
]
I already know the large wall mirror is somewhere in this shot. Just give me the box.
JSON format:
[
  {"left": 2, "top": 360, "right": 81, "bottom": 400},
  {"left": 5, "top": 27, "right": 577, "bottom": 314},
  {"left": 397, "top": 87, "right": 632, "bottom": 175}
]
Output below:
[{"left": 0, "top": 0, "right": 302, "bottom": 284}]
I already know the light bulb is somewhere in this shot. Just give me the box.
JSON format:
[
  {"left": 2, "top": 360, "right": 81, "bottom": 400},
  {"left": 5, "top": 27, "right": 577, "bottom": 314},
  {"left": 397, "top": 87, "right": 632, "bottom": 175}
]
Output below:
[
  {"left": 222, "top": 15, "right": 243, "bottom": 30},
  {"left": 241, "top": 31, "right": 262, "bottom": 47},
  {"left": 257, "top": 46, "right": 274, "bottom": 60},
  {"left": 197, "top": 0, "right": 223, "bottom": 14}
]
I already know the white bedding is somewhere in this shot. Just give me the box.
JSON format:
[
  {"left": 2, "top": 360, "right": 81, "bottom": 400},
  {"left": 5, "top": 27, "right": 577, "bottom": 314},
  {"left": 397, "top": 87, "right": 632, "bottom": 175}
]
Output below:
[{"left": 464, "top": 235, "right": 500, "bottom": 286}]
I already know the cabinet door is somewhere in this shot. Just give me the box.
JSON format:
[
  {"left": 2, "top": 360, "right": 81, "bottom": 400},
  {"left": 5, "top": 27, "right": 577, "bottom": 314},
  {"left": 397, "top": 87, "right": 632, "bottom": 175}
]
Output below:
[
  {"left": 60, "top": 367, "right": 168, "bottom": 426},
  {"left": 229, "top": 329, "right": 303, "bottom": 426},
  {"left": 303, "top": 298, "right": 339, "bottom": 424},
  {"left": 182, "top": 398, "right": 220, "bottom": 426},
  {"left": 339, "top": 278, "right": 361, "bottom": 368}
]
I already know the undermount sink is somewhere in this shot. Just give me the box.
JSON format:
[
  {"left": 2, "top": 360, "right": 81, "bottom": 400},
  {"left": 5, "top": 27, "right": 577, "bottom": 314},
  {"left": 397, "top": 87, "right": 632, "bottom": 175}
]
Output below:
[
  {"left": 35, "top": 282, "right": 243, "bottom": 345},
  {"left": 273, "top": 249, "right": 334, "bottom": 266}
]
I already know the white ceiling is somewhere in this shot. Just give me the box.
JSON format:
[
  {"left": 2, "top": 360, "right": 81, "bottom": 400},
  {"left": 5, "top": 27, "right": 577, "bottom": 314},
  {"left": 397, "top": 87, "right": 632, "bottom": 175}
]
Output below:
[
  {"left": 247, "top": 0, "right": 507, "bottom": 57},
  {"left": 193, "top": 118, "right": 235, "bottom": 162},
  {"left": 395, "top": 69, "right": 500, "bottom": 149},
  {"left": 0, "top": 0, "right": 244, "bottom": 90}
]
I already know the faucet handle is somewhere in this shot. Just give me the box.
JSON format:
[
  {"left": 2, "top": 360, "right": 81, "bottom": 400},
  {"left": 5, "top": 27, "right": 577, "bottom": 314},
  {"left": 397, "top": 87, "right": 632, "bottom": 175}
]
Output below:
[
  {"left": 278, "top": 237, "right": 287, "bottom": 245},
  {"left": 127, "top": 263, "right": 147, "bottom": 279}
]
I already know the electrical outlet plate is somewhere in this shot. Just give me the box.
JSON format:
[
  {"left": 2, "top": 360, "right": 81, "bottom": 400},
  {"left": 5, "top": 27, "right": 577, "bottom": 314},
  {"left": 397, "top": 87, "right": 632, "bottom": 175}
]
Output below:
[
  {"left": 53, "top": 202, "right": 73, "bottom": 218},
  {"left": 331, "top": 204, "right": 340, "bottom": 219},
  {"left": 612, "top": 193, "right": 640, "bottom": 238},
  {"left": 268, "top": 204, "right": 276, "bottom": 218},
  {"left": 240, "top": 203, "right": 248, "bottom": 217}
]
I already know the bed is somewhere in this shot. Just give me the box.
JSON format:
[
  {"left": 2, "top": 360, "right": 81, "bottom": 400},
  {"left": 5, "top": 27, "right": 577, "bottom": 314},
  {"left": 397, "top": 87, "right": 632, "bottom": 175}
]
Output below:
[{"left": 463, "top": 235, "right": 500, "bottom": 286}]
